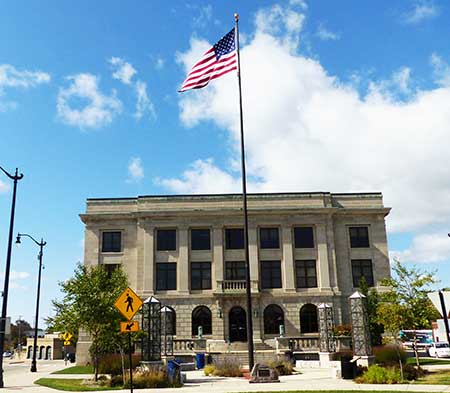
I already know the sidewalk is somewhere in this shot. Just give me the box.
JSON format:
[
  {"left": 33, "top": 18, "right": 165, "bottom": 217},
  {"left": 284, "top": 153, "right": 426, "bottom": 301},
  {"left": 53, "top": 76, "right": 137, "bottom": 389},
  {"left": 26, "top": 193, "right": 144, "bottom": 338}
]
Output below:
[{"left": 4, "top": 362, "right": 450, "bottom": 393}]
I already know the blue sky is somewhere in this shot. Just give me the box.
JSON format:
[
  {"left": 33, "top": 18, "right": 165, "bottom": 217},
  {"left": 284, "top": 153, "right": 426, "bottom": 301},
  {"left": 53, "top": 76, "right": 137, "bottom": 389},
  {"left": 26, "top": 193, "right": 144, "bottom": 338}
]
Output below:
[{"left": 1, "top": 0, "right": 450, "bottom": 327}]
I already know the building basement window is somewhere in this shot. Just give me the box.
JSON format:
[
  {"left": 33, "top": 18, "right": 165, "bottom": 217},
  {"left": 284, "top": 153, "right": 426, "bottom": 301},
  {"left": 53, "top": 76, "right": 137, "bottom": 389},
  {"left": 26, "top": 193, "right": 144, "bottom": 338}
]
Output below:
[
  {"left": 351, "top": 259, "right": 374, "bottom": 287},
  {"left": 225, "top": 228, "right": 244, "bottom": 249},
  {"left": 349, "top": 226, "right": 370, "bottom": 248},
  {"left": 102, "top": 231, "right": 121, "bottom": 253},
  {"left": 156, "top": 263, "right": 177, "bottom": 290},
  {"left": 191, "top": 229, "right": 211, "bottom": 250},
  {"left": 157, "top": 229, "right": 176, "bottom": 251},
  {"left": 191, "top": 262, "right": 212, "bottom": 290},
  {"left": 294, "top": 227, "right": 314, "bottom": 248}
]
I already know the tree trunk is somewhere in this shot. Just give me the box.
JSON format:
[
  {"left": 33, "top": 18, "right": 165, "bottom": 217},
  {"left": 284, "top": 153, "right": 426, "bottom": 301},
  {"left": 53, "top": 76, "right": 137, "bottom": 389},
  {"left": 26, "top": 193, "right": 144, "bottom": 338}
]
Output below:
[
  {"left": 413, "top": 331, "right": 420, "bottom": 367},
  {"left": 395, "top": 341, "right": 404, "bottom": 381},
  {"left": 119, "top": 347, "right": 125, "bottom": 385}
]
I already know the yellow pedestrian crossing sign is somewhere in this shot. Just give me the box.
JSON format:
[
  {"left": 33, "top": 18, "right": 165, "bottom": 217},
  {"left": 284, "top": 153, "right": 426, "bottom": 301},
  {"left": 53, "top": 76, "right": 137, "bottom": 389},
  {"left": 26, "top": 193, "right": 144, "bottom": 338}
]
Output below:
[
  {"left": 120, "top": 321, "right": 139, "bottom": 333},
  {"left": 61, "top": 332, "right": 73, "bottom": 346},
  {"left": 114, "top": 287, "right": 143, "bottom": 320}
]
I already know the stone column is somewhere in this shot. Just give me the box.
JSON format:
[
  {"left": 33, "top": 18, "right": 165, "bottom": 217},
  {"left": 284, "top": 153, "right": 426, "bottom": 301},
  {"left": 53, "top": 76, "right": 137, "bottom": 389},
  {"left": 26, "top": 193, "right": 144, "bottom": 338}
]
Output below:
[
  {"left": 142, "top": 225, "right": 155, "bottom": 294},
  {"left": 316, "top": 223, "right": 331, "bottom": 290},
  {"left": 178, "top": 226, "right": 190, "bottom": 294},
  {"left": 248, "top": 225, "right": 259, "bottom": 287},
  {"left": 83, "top": 226, "right": 99, "bottom": 267},
  {"left": 213, "top": 226, "right": 224, "bottom": 291},
  {"left": 282, "top": 226, "right": 296, "bottom": 292}
]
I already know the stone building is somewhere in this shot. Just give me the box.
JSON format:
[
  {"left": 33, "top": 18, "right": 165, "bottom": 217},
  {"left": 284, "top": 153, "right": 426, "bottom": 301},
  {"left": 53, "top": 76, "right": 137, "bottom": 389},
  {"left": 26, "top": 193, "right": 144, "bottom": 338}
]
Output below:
[{"left": 77, "top": 192, "right": 390, "bottom": 363}]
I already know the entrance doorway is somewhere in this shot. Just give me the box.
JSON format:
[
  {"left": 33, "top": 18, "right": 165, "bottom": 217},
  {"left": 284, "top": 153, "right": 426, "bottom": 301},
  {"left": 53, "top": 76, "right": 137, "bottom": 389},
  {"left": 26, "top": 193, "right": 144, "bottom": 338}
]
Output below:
[{"left": 229, "top": 306, "right": 247, "bottom": 342}]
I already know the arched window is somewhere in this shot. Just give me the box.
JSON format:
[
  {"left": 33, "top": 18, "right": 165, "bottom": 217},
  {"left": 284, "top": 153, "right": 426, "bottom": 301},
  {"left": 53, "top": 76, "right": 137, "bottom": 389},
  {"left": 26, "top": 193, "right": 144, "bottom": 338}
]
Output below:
[
  {"left": 300, "top": 304, "right": 318, "bottom": 333},
  {"left": 263, "top": 304, "right": 284, "bottom": 335},
  {"left": 161, "top": 306, "right": 176, "bottom": 335},
  {"left": 192, "top": 306, "right": 212, "bottom": 336}
]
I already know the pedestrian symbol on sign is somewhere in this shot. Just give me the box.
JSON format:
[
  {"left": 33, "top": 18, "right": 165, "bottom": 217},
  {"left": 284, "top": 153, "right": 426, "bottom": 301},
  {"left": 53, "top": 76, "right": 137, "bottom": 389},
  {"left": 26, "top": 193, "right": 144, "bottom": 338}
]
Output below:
[{"left": 125, "top": 292, "right": 134, "bottom": 312}]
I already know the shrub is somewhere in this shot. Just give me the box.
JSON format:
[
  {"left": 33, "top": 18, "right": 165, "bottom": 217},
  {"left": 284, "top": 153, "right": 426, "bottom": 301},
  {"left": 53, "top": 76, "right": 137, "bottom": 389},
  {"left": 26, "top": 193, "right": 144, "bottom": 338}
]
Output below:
[
  {"left": 333, "top": 324, "right": 352, "bottom": 336},
  {"left": 402, "top": 364, "right": 427, "bottom": 381},
  {"left": 373, "top": 345, "right": 407, "bottom": 366},
  {"left": 355, "top": 365, "right": 402, "bottom": 384},
  {"left": 109, "top": 375, "right": 123, "bottom": 387},
  {"left": 269, "top": 360, "right": 294, "bottom": 375},
  {"left": 204, "top": 364, "right": 216, "bottom": 376},
  {"left": 212, "top": 357, "right": 243, "bottom": 377},
  {"left": 98, "top": 353, "right": 141, "bottom": 375}
]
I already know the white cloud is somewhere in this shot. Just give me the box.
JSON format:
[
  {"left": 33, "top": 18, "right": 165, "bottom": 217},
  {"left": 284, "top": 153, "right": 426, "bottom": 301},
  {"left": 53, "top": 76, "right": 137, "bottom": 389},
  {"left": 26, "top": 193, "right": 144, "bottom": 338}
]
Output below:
[
  {"left": 156, "top": 159, "right": 241, "bottom": 194},
  {"left": 155, "top": 56, "right": 165, "bottom": 70},
  {"left": 192, "top": 5, "right": 213, "bottom": 28},
  {"left": 316, "top": 23, "right": 340, "bottom": 41},
  {"left": 391, "top": 232, "right": 450, "bottom": 264},
  {"left": 0, "top": 180, "right": 9, "bottom": 193},
  {"left": 127, "top": 157, "right": 144, "bottom": 183},
  {"left": 57, "top": 73, "right": 122, "bottom": 129},
  {"left": 109, "top": 57, "right": 137, "bottom": 85},
  {"left": 0, "top": 270, "right": 30, "bottom": 290},
  {"left": 430, "top": 53, "right": 450, "bottom": 87},
  {"left": 168, "top": 5, "right": 450, "bottom": 234},
  {"left": 0, "top": 64, "right": 50, "bottom": 110},
  {"left": 402, "top": 1, "right": 439, "bottom": 24},
  {"left": 134, "top": 80, "right": 155, "bottom": 120}
]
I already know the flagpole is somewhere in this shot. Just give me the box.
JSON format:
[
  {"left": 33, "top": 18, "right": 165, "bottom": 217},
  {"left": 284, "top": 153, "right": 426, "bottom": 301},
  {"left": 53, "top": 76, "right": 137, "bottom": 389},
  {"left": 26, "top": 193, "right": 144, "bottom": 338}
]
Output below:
[{"left": 234, "top": 12, "right": 255, "bottom": 371}]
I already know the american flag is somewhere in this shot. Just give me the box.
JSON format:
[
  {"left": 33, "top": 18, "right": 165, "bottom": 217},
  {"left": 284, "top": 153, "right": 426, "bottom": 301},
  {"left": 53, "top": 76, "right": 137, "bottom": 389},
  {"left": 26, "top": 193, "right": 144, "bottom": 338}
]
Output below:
[{"left": 179, "top": 28, "right": 237, "bottom": 92}]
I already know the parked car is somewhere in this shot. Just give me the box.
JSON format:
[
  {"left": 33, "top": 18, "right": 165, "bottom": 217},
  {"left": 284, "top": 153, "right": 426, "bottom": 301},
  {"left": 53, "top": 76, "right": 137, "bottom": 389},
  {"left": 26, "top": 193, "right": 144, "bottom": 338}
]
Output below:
[{"left": 427, "top": 342, "right": 450, "bottom": 358}]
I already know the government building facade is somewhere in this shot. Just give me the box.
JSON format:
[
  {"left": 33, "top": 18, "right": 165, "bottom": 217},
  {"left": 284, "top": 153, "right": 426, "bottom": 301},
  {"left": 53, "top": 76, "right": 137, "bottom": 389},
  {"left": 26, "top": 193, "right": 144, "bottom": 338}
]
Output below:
[{"left": 78, "top": 192, "right": 390, "bottom": 362}]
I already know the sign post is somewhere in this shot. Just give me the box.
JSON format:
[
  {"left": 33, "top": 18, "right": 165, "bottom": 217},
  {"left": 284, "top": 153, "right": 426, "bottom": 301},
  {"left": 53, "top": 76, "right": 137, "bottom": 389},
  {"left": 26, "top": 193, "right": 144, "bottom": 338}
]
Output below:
[{"left": 114, "top": 287, "right": 143, "bottom": 393}]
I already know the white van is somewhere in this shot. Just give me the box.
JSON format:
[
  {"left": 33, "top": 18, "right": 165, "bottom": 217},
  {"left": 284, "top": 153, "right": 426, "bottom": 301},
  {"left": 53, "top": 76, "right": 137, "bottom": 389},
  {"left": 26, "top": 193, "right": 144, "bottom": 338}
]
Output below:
[{"left": 427, "top": 342, "right": 450, "bottom": 358}]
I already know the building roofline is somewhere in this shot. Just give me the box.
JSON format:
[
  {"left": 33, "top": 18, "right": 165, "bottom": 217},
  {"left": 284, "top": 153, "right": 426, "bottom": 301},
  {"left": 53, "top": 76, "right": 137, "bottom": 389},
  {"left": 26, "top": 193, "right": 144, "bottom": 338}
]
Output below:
[{"left": 86, "top": 191, "right": 383, "bottom": 202}]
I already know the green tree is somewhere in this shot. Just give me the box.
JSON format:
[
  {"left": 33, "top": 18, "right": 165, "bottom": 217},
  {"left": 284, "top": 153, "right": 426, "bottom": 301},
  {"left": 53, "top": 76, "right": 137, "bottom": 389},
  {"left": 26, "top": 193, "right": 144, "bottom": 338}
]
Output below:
[
  {"left": 377, "top": 259, "right": 440, "bottom": 367},
  {"left": 46, "top": 263, "right": 128, "bottom": 380},
  {"left": 9, "top": 319, "right": 32, "bottom": 350},
  {"left": 358, "top": 277, "right": 384, "bottom": 346}
]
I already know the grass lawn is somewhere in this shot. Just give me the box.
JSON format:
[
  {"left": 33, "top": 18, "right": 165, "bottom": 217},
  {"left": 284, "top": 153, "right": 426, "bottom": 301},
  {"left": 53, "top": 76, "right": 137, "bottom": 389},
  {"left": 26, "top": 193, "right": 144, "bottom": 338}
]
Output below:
[
  {"left": 406, "top": 357, "right": 450, "bottom": 365},
  {"left": 35, "top": 378, "right": 120, "bottom": 391},
  {"left": 414, "top": 370, "right": 450, "bottom": 385},
  {"left": 52, "top": 365, "right": 94, "bottom": 374}
]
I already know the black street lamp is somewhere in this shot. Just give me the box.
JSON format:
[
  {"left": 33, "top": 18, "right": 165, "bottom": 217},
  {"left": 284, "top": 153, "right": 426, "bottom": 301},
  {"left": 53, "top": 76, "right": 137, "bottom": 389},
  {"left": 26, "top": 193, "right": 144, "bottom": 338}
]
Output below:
[
  {"left": 15, "top": 233, "right": 46, "bottom": 373},
  {"left": 0, "top": 167, "right": 23, "bottom": 388}
]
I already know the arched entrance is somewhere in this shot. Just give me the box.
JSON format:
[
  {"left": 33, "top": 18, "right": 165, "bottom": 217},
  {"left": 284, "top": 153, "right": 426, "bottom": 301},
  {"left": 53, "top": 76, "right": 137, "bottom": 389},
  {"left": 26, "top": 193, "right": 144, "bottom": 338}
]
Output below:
[{"left": 229, "top": 306, "right": 247, "bottom": 342}]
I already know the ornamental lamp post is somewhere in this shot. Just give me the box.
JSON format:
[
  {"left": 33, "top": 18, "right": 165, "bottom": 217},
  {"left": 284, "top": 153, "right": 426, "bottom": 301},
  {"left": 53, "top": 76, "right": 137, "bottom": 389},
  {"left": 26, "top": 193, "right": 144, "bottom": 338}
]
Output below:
[
  {"left": 15, "top": 233, "right": 46, "bottom": 373},
  {"left": 0, "top": 166, "right": 23, "bottom": 388}
]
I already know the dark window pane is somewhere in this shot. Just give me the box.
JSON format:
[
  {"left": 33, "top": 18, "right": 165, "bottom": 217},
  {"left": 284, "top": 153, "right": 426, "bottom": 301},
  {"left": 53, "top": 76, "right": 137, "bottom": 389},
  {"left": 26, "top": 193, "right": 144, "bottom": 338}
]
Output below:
[
  {"left": 300, "top": 304, "right": 318, "bottom": 333},
  {"left": 261, "top": 261, "right": 282, "bottom": 289},
  {"left": 349, "top": 227, "right": 370, "bottom": 248},
  {"left": 191, "top": 229, "right": 211, "bottom": 250},
  {"left": 192, "top": 306, "right": 212, "bottom": 335},
  {"left": 191, "top": 262, "right": 211, "bottom": 290},
  {"left": 351, "top": 259, "right": 374, "bottom": 287},
  {"left": 260, "top": 228, "right": 279, "bottom": 249},
  {"left": 296, "top": 260, "right": 318, "bottom": 288},
  {"left": 103, "top": 264, "right": 120, "bottom": 277},
  {"left": 263, "top": 304, "right": 284, "bottom": 334},
  {"left": 294, "top": 227, "right": 314, "bottom": 248},
  {"left": 156, "top": 263, "right": 177, "bottom": 290},
  {"left": 157, "top": 229, "right": 176, "bottom": 251},
  {"left": 102, "top": 232, "right": 121, "bottom": 252},
  {"left": 225, "top": 261, "right": 246, "bottom": 280},
  {"left": 225, "top": 228, "right": 244, "bottom": 249}
]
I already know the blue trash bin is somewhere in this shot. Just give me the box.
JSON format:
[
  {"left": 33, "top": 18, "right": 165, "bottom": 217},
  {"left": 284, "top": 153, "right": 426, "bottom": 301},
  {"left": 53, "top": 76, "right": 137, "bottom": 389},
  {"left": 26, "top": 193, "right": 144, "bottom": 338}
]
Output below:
[
  {"left": 167, "top": 360, "right": 181, "bottom": 384},
  {"left": 195, "top": 353, "right": 205, "bottom": 369}
]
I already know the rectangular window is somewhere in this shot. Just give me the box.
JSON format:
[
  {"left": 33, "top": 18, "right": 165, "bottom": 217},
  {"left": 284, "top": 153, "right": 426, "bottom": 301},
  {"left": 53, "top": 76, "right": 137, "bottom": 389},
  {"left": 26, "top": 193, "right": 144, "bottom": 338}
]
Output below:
[
  {"left": 103, "top": 264, "right": 120, "bottom": 277},
  {"left": 102, "top": 231, "right": 121, "bottom": 252},
  {"left": 351, "top": 259, "right": 374, "bottom": 287},
  {"left": 191, "top": 262, "right": 212, "bottom": 290},
  {"left": 295, "top": 260, "right": 317, "bottom": 288},
  {"left": 225, "top": 228, "right": 244, "bottom": 249},
  {"left": 156, "top": 263, "right": 177, "bottom": 290},
  {"left": 225, "top": 261, "right": 246, "bottom": 280},
  {"left": 294, "top": 227, "right": 314, "bottom": 248},
  {"left": 191, "top": 229, "right": 211, "bottom": 250},
  {"left": 157, "top": 229, "right": 176, "bottom": 251},
  {"left": 260, "top": 228, "right": 280, "bottom": 249},
  {"left": 260, "top": 260, "right": 282, "bottom": 289},
  {"left": 349, "top": 226, "right": 370, "bottom": 248}
]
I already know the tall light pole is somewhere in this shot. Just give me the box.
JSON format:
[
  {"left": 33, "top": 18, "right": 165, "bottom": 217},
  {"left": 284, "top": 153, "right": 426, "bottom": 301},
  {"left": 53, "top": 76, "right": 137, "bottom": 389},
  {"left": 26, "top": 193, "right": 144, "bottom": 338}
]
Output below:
[
  {"left": 15, "top": 233, "right": 46, "bottom": 373},
  {"left": 0, "top": 167, "right": 23, "bottom": 388}
]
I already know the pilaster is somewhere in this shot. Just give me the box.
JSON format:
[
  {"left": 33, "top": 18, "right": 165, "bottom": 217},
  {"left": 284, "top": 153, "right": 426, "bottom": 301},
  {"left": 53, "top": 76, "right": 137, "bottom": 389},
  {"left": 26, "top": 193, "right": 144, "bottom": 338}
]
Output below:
[
  {"left": 178, "top": 226, "right": 190, "bottom": 294},
  {"left": 317, "top": 223, "right": 331, "bottom": 290},
  {"left": 282, "top": 225, "right": 296, "bottom": 292}
]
